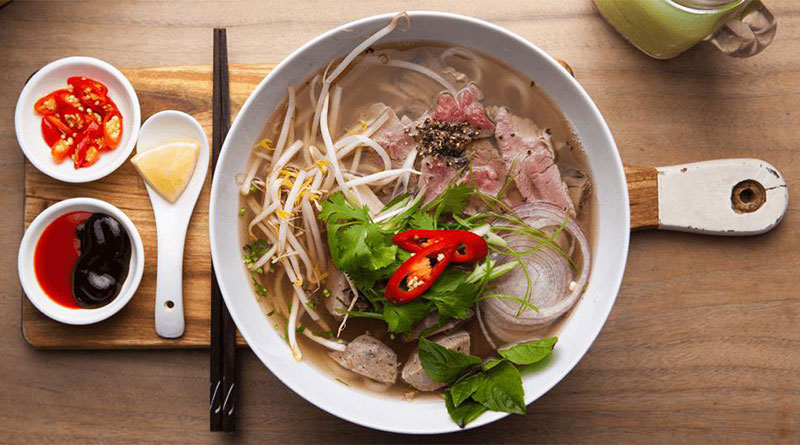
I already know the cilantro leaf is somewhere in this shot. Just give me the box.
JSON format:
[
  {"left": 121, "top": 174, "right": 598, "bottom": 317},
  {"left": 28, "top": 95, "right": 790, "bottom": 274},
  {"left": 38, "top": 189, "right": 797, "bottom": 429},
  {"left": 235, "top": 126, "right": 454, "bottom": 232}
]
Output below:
[
  {"left": 408, "top": 211, "right": 436, "bottom": 230},
  {"left": 498, "top": 337, "right": 558, "bottom": 365},
  {"left": 383, "top": 301, "right": 434, "bottom": 333},
  {"left": 320, "top": 193, "right": 400, "bottom": 292},
  {"left": 337, "top": 224, "right": 397, "bottom": 271},
  {"left": 425, "top": 184, "right": 473, "bottom": 215},
  {"left": 472, "top": 360, "right": 526, "bottom": 414},
  {"left": 418, "top": 336, "right": 481, "bottom": 383},
  {"left": 422, "top": 269, "right": 481, "bottom": 320},
  {"left": 445, "top": 390, "right": 487, "bottom": 428},
  {"left": 318, "top": 192, "right": 370, "bottom": 223}
]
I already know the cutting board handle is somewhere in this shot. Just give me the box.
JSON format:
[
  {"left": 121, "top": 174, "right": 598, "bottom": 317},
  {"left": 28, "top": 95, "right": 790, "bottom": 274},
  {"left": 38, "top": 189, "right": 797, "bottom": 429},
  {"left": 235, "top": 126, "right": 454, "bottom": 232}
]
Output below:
[{"left": 626, "top": 159, "right": 788, "bottom": 235}]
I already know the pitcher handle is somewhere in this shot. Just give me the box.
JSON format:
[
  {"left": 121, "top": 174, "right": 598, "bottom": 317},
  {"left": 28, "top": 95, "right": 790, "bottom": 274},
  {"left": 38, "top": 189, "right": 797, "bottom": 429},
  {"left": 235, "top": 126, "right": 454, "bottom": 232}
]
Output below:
[{"left": 707, "top": 0, "right": 777, "bottom": 58}]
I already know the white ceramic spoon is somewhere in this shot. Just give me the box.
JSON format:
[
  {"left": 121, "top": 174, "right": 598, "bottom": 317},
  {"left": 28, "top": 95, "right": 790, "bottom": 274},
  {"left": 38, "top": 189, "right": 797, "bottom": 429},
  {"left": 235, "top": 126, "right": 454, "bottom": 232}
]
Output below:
[{"left": 137, "top": 110, "right": 209, "bottom": 338}]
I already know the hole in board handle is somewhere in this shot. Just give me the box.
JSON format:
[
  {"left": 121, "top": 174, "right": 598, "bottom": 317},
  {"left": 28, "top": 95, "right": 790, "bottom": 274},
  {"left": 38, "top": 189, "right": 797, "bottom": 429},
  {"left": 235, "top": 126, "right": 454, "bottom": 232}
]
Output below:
[
  {"left": 165, "top": 300, "right": 175, "bottom": 309},
  {"left": 732, "top": 179, "right": 766, "bottom": 213}
]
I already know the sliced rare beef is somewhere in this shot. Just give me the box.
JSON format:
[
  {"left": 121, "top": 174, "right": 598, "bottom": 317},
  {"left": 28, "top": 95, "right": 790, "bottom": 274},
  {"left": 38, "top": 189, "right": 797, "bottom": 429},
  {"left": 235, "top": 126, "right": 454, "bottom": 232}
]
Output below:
[
  {"left": 330, "top": 335, "right": 398, "bottom": 384},
  {"left": 492, "top": 107, "right": 574, "bottom": 214},
  {"left": 430, "top": 84, "right": 494, "bottom": 132},
  {"left": 420, "top": 156, "right": 459, "bottom": 202},
  {"left": 372, "top": 110, "right": 416, "bottom": 169},
  {"left": 401, "top": 331, "right": 471, "bottom": 392},
  {"left": 414, "top": 84, "right": 496, "bottom": 201},
  {"left": 464, "top": 139, "right": 507, "bottom": 198}
]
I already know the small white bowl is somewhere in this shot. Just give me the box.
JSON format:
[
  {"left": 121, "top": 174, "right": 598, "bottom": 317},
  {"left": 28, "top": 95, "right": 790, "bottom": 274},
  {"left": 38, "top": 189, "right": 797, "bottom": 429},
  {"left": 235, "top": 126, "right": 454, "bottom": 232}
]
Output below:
[
  {"left": 15, "top": 56, "right": 141, "bottom": 183},
  {"left": 18, "top": 198, "right": 145, "bottom": 325}
]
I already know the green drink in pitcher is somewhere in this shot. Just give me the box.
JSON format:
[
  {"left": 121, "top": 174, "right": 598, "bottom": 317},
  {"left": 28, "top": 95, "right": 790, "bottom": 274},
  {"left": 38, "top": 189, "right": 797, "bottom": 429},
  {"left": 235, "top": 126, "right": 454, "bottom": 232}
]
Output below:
[{"left": 593, "top": 0, "right": 776, "bottom": 59}]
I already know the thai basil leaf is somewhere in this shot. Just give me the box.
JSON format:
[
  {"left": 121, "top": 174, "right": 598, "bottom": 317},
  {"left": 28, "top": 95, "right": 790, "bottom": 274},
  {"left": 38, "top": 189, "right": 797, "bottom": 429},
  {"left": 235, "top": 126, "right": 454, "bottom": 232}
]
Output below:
[
  {"left": 498, "top": 337, "right": 558, "bottom": 365},
  {"left": 450, "top": 372, "right": 487, "bottom": 407},
  {"left": 445, "top": 390, "right": 487, "bottom": 428},
  {"left": 418, "top": 336, "right": 481, "bottom": 383},
  {"left": 472, "top": 360, "right": 526, "bottom": 415}
]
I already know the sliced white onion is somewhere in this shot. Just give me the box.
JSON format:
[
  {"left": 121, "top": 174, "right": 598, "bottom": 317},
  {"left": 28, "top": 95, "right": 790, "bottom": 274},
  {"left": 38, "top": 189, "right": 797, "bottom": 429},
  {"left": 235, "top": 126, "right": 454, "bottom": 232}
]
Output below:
[{"left": 481, "top": 202, "right": 591, "bottom": 343}]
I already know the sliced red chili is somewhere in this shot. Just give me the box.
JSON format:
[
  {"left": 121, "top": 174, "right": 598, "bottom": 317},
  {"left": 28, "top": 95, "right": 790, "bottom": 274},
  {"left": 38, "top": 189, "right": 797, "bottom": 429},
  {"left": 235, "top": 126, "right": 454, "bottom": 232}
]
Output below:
[
  {"left": 392, "top": 230, "right": 489, "bottom": 263},
  {"left": 41, "top": 117, "right": 63, "bottom": 146},
  {"left": 386, "top": 242, "right": 456, "bottom": 304},
  {"left": 71, "top": 122, "right": 102, "bottom": 169},
  {"left": 34, "top": 77, "right": 118, "bottom": 169},
  {"left": 34, "top": 91, "right": 63, "bottom": 115},
  {"left": 50, "top": 138, "right": 74, "bottom": 164},
  {"left": 44, "top": 115, "right": 71, "bottom": 135},
  {"left": 56, "top": 90, "right": 82, "bottom": 110},
  {"left": 68, "top": 76, "right": 108, "bottom": 96},
  {"left": 102, "top": 112, "right": 122, "bottom": 149}
]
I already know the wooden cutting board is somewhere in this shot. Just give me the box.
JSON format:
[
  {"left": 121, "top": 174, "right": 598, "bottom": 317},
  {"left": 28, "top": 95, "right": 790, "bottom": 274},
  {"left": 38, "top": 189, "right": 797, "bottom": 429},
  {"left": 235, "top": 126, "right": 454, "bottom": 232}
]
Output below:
[
  {"left": 22, "top": 63, "right": 275, "bottom": 348},
  {"left": 22, "top": 63, "right": 776, "bottom": 349}
]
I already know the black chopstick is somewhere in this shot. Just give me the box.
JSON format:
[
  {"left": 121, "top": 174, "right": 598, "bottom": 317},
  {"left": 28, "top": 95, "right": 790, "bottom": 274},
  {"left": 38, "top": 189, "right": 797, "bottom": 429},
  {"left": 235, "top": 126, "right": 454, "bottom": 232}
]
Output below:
[{"left": 210, "top": 27, "right": 237, "bottom": 433}]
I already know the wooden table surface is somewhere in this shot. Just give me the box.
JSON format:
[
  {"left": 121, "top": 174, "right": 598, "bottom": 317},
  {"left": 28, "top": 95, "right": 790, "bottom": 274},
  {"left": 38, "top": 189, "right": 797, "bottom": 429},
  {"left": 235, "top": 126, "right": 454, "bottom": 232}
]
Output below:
[{"left": 1, "top": 1, "right": 798, "bottom": 442}]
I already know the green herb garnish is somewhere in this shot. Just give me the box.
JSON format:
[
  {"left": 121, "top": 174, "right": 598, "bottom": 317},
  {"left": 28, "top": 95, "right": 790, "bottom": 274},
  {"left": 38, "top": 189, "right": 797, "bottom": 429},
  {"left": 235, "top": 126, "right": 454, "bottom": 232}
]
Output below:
[
  {"left": 419, "top": 336, "right": 558, "bottom": 427},
  {"left": 243, "top": 238, "right": 270, "bottom": 265},
  {"left": 251, "top": 277, "right": 268, "bottom": 296},
  {"left": 418, "top": 336, "right": 481, "bottom": 383}
]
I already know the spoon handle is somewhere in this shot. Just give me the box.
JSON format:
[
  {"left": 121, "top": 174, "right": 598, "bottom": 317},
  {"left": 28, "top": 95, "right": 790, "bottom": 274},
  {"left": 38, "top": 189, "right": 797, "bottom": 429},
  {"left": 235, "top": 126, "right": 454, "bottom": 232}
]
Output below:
[{"left": 154, "top": 214, "right": 187, "bottom": 338}]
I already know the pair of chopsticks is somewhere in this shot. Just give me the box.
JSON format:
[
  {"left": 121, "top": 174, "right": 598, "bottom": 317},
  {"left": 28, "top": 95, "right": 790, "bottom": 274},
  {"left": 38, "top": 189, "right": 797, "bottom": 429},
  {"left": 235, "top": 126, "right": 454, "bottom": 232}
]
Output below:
[{"left": 210, "top": 28, "right": 237, "bottom": 433}]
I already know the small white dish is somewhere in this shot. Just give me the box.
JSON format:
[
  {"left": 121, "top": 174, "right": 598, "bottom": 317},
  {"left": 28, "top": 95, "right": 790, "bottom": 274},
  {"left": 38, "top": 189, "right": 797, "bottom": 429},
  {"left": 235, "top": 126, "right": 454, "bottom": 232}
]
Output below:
[
  {"left": 15, "top": 56, "right": 141, "bottom": 183},
  {"left": 136, "top": 110, "right": 209, "bottom": 338},
  {"left": 18, "top": 197, "right": 145, "bottom": 325}
]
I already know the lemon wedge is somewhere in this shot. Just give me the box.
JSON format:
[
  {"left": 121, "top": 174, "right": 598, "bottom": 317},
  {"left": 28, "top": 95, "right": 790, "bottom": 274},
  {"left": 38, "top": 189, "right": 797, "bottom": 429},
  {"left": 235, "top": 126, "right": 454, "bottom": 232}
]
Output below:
[{"left": 131, "top": 140, "right": 200, "bottom": 203}]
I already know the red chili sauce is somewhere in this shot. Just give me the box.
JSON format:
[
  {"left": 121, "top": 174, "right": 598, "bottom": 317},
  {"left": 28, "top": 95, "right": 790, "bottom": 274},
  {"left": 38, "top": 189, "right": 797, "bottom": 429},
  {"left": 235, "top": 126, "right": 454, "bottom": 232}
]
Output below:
[
  {"left": 34, "top": 211, "right": 133, "bottom": 308},
  {"left": 33, "top": 211, "right": 91, "bottom": 308}
]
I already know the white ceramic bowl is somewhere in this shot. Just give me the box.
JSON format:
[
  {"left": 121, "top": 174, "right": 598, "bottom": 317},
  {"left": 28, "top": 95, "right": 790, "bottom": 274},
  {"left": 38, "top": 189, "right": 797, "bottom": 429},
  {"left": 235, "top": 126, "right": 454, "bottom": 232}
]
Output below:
[
  {"left": 209, "top": 11, "right": 630, "bottom": 433},
  {"left": 15, "top": 56, "right": 141, "bottom": 183},
  {"left": 18, "top": 198, "right": 145, "bottom": 325}
]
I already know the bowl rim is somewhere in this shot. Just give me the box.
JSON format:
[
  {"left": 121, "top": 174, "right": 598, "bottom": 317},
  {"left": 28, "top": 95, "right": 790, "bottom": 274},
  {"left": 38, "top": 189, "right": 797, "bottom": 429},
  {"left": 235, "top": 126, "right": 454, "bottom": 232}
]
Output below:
[
  {"left": 17, "top": 197, "right": 145, "bottom": 325},
  {"left": 210, "top": 10, "right": 630, "bottom": 434},
  {"left": 14, "top": 56, "right": 141, "bottom": 183}
]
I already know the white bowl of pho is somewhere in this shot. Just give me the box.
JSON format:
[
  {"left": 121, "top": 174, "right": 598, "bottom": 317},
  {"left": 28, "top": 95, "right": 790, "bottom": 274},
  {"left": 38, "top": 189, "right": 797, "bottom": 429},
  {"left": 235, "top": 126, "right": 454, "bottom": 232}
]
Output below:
[{"left": 209, "top": 11, "right": 629, "bottom": 433}]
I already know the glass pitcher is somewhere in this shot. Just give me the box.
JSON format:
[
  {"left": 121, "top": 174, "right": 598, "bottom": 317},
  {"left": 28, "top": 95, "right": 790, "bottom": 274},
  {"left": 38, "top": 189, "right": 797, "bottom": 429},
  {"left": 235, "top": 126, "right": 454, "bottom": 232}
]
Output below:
[{"left": 593, "top": 0, "right": 777, "bottom": 59}]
